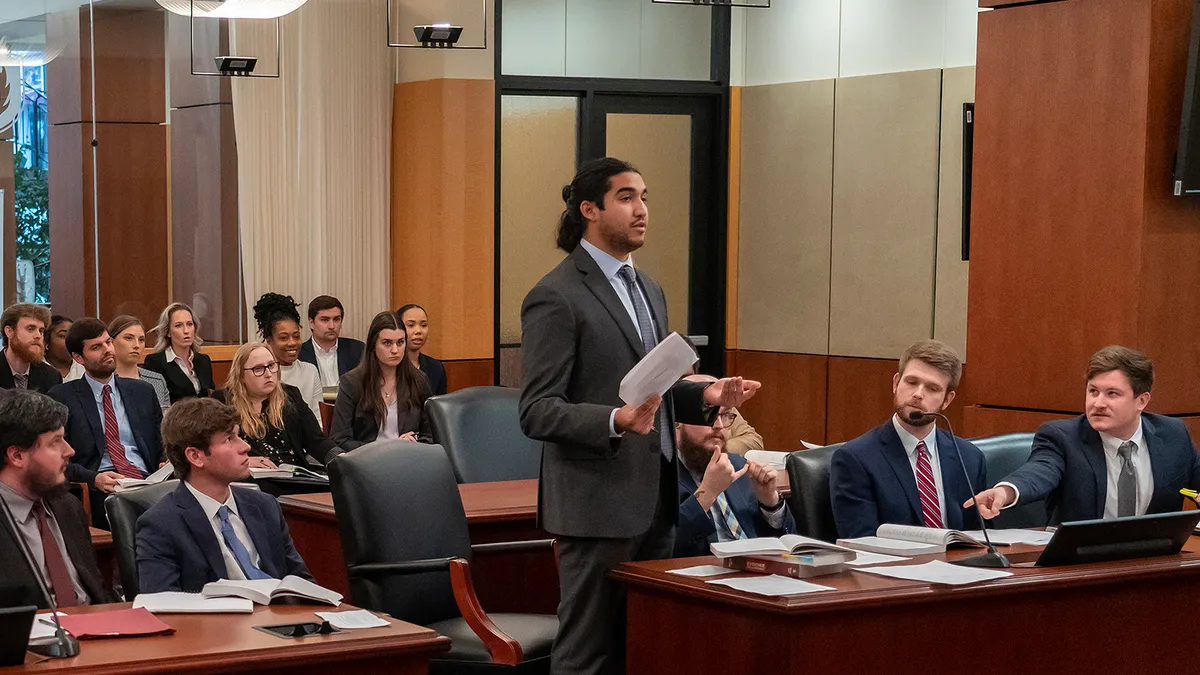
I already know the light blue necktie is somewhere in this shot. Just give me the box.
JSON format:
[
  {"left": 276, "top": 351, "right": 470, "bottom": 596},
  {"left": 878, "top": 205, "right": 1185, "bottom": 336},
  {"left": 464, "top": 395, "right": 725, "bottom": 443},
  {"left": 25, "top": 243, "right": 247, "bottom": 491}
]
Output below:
[
  {"left": 715, "top": 493, "right": 747, "bottom": 540},
  {"left": 217, "top": 505, "right": 272, "bottom": 580},
  {"left": 617, "top": 264, "right": 673, "bottom": 461}
]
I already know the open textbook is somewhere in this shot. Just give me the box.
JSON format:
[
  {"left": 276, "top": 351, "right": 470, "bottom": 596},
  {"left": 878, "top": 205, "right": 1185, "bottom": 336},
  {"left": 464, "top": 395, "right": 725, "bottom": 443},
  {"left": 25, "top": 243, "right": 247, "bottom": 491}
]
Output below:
[
  {"left": 202, "top": 575, "right": 342, "bottom": 606},
  {"left": 838, "top": 524, "right": 989, "bottom": 556},
  {"left": 115, "top": 464, "right": 174, "bottom": 492},
  {"left": 247, "top": 464, "right": 329, "bottom": 481},
  {"left": 711, "top": 535, "right": 857, "bottom": 562}
]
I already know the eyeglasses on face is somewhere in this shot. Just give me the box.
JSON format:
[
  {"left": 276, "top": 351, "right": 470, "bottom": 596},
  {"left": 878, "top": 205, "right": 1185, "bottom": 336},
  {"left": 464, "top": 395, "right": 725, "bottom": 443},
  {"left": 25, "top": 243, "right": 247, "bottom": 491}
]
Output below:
[
  {"left": 244, "top": 361, "right": 280, "bottom": 377},
  {"left": 716, "top": 412, "right": 737, "bottom": 427}
]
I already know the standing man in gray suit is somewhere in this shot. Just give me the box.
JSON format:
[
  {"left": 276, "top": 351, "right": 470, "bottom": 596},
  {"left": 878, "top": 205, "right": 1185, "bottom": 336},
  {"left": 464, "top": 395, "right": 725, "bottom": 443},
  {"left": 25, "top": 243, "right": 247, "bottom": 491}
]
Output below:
[{"left": 519, "top": 157, "right": 761, "bottom": 675}]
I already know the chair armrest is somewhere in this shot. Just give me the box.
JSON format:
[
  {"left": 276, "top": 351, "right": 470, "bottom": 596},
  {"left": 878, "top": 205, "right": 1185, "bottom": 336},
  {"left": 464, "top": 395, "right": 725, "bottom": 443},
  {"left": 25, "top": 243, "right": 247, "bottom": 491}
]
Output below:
[
  {"left": 347, "top": 558, "right": 454, "bottom": 578},
  {"left": 469, "top": 538, "right": 556, "bottom": 555},
  {"left": 70, "top": 483, "right": 92, "bottom": 525},
  {"left": 447, "top": 558, "right": 524, "bottom": 666}
]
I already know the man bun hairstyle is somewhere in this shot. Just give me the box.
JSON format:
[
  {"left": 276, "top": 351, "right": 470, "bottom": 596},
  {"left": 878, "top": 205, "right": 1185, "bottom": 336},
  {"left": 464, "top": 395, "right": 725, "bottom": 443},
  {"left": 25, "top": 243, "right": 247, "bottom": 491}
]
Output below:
[
  {"left": 253, "top": 292, "right": 301, "bottom": 341},
  {"left": 556, "top": 157, "right": 639, "bottom": 253}
]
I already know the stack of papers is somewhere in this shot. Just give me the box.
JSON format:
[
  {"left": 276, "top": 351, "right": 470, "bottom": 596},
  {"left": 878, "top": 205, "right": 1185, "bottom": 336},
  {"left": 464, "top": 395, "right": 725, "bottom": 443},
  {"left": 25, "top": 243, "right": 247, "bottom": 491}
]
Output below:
[
  {"left": 29, "top": 613, "right": 66, "bottom": 641},
  {"left": 843, "top": 551, "right": 910, "bottom": 567},
  {"left": 315, "top": 610, "right": 390, "bottom": 629},
  {"left": 618, "top": 332, "right": 698, "bottom": 405},
  {"left": 853, "top": 560, "right": 1013, "bottom": 586},
  {"left": 706, "top": 574, "right": 834, "bottom": 596},
  {"left": 963, "top": 529, "right": 1054, "bottom": 546},
  {"left": 667, "top": 565, "right": 736, "bottom": 578},
  {"left": 133, "top": 592, "right": 254, "bottom": 614}
]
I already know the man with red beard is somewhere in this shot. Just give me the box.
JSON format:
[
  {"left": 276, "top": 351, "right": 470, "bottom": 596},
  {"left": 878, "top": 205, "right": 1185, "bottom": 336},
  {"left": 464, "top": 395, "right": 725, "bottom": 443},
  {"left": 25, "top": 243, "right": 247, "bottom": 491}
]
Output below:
[
  {"left": 0, "top": 389, "right": 114, "bottom": 608},
  {"left": 830, "top": 339, "right": 986, "bottom": 538},
  {"left": 0, "top": 304, "right": 62, "bottom": 394}
]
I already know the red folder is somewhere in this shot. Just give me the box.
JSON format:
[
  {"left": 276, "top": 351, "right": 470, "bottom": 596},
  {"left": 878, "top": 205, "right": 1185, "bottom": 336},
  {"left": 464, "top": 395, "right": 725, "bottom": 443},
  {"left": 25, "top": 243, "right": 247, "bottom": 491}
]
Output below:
[{"left": 55, "top": 608, "right": 175, "bottom": 639}]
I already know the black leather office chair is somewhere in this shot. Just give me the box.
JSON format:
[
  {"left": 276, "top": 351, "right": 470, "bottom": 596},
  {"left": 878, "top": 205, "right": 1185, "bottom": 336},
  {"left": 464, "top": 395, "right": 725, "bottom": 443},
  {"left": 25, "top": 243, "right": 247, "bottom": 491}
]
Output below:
[
  {"left": 104, "top": 480, "right": 180, "bottom": 600},
  {"left": 784, "top": 444, "right": 844, "bottom": 542},
  {"left": 423, "top": 387, "right": 541, "bottom": 484},
  {"left": 971, "top": 432, "right": 1046, "bottom": 529},
  {"left": 329, "top": 440, "right": 557, "bottom": 674}
]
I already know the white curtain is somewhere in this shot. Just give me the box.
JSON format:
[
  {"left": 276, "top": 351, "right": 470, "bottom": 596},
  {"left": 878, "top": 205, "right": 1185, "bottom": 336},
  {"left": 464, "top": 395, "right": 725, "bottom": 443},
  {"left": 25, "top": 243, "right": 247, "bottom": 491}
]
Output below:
[{"left": 230, "top": 0, "right": 391, "bottom": 341}]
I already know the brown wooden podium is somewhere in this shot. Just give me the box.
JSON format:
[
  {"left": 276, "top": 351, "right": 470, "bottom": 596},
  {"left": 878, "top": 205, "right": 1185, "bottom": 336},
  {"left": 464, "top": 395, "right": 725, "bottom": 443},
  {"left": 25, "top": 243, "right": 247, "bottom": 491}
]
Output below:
[{"left": 613, "top": 538, "right": 1200, "bottom": 674}]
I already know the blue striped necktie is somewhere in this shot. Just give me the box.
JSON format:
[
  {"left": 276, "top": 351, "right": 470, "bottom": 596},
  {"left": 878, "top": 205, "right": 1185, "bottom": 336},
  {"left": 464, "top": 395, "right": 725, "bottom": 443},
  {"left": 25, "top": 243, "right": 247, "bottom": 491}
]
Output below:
[{"left": 617, "top": 264, "right": 673, "bottom": 461}]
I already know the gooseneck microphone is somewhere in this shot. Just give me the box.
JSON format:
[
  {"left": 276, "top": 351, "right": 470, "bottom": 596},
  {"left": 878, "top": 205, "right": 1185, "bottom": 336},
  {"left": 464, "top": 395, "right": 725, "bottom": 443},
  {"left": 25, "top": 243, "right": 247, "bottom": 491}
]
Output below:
[
  {"left": 0, "top": 491, "right": 81, "bottom": 658},
  {"left": 906, "top": 409, "right": 1010, "bottom": 569}
]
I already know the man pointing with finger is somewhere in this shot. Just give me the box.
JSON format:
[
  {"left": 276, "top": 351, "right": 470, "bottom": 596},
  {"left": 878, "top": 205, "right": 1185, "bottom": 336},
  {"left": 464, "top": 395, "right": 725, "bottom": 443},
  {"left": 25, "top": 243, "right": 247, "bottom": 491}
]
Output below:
[{"left": 520, "top": 157, "right": 760, "bottom": 675}]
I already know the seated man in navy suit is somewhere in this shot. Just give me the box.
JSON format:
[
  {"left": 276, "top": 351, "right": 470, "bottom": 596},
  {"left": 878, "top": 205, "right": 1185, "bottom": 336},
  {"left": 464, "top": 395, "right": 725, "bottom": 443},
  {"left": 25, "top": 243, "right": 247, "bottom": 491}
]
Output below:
[
  {"left": 136, "top": 397, "right": 313, "bottom": 593},
  {"left": 972, "top": 346, "right": 1200, "bottom": 524},
  {"left": 49, "top": 318, "right": 163, "bottom": 528},
  {"left": 299, "top": 295, "right": 366, "bottom": 388},
  {"left": 830, "top": 340, "right": 985, "bottom": 539},
  {"left": 675, "top": 383, "right": 795, "bottom": 557}
]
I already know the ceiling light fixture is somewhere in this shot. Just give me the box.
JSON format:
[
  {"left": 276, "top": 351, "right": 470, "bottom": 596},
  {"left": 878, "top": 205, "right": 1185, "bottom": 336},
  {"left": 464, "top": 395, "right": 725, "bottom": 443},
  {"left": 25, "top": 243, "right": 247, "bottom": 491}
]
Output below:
[{"left": 156, "top": 0, "right": 309, "bottom": 20}]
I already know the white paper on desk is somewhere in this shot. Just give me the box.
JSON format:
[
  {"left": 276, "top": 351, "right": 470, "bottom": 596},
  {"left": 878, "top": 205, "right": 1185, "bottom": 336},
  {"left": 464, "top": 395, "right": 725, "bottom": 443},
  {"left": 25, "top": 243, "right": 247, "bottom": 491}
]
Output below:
[
  {"left": 316, "top": 609, "right": 391, "bottom": 629},
  {"left": 618, "top": 332, "right": 698, "bottom": 406},
  {"left": 843, "top": 551, "right": 909, "bottom": 566},
  {"left": 29, "top": 612, "right": 67, "bottom": 641},
  {"left": 854, "top": 560, "right": 1012, "bottom": 586},
  {"left": 667, "top": 565, "right": 737, "bottom": 578},
  {"left": 963, "top": 529, "right": 1054, "bottom": 546},
  {"left": 706, "top": 574, "right": 834, "bottom": 596}
]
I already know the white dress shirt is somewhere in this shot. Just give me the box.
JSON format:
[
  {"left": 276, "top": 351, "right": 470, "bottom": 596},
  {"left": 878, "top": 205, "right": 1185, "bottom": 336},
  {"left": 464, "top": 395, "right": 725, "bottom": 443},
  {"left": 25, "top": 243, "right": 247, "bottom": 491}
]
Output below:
[
  {"left": 83, "top": 373, "right": 149, "bottom": 474},
  {"left": 279, "top": 361, "right": 323, "bottom": 419},
  {"left": 184, "top": 481, "right": 264, "bottom": 581},
  {"left": 1100, "top": 420, "right": 1152, "bottom": 518},
  {"left": 311, "top": 338, "right": 340, "bottom": 388},
  {"left": 63, "top": 361, "right": 86, "bottom": 382},
  {"left": 999, "top": 417, "right": 1152, "bottom": 518},
  {"left": 164, "top": 345, "right": 201, "bottom": 394},
  {"left": 578, "top": 238, "right": 660, "bottom": 437},
  {"left": 892, "top": 414, "right": 947, "bottom": 526}
]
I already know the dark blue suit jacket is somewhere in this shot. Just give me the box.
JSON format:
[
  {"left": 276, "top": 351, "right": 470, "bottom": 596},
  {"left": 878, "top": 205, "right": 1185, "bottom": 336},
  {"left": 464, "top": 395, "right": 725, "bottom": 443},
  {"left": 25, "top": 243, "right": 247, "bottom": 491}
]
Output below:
[
  {"left": 831, "top": 420, "right": 986, "bottom": 538},
  {"left": 418, "top": 353, "right": 448, "bottom": 397},
  {"left": 674, "top": 453, "right": 797, "bottom": 557},
  {"left": 299, "top": 337, "right": 365, "bottom": 381},
  {"left": 50, "top": 375, "right": 163, "bottom": 488},
  {"left": 135, "top": 483, "right": 313, "bottom": 593},
  {"left": 1001, "top": 413, "right": 1200, "bottom": 525}
]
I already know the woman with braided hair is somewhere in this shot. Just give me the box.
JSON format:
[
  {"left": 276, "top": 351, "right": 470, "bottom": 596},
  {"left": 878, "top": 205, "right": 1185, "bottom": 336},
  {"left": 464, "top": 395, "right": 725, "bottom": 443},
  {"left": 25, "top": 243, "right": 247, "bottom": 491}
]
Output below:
[{"left": 252, "top": 292, "right": 323, "bottom": 418}]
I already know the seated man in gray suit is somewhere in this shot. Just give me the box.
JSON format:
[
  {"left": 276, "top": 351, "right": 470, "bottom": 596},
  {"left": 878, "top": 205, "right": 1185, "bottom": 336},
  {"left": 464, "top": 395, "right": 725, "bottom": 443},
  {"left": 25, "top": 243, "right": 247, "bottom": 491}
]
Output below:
[
  {"left": 972, "top": 346, "right": 1200, "bottom": 523},
  {"left": 137, "top": 397, "right": 312, "bottom": 593}
]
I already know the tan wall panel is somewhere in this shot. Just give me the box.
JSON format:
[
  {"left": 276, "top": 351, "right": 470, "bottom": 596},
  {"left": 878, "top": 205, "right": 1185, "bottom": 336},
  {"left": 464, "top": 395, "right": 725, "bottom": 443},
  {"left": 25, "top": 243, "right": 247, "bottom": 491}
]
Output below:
[
  {"left": 607, "top": 113, "right": 692, "bottom": 334},
  {"left": 737, "top": 79, "right": 835, "bottom": 354},
  {"left": 934, "top": 66, "right": 975, "bottom": 361},
  {"left": 391, "top": 79, "right": 495, "bottom": 361},
  {"left": 829, "top": 69, "right": 941, "bottom": 358},
  {"left": 499, "top": 96, "right": 578, "bottom": 344}
]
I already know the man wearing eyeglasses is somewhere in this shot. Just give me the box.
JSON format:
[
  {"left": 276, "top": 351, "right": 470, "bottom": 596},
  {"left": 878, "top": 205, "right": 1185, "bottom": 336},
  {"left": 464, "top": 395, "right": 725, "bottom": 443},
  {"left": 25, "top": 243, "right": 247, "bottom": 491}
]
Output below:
[{"left": 673, "top": 376, "right": 795, "bottom": 558}]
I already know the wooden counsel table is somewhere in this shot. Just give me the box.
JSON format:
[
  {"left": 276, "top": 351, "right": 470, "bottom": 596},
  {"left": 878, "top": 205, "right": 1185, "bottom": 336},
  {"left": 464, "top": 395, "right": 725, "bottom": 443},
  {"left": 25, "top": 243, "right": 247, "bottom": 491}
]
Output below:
[
  {"left": 6, "top": 602, "right": 449, "bottom": 674},
  {"left": 613, "top": 538, "right": 1200, "bottom": 674},
  {"left": 278, "top": 480, "right": 559, "bottom": 614}
]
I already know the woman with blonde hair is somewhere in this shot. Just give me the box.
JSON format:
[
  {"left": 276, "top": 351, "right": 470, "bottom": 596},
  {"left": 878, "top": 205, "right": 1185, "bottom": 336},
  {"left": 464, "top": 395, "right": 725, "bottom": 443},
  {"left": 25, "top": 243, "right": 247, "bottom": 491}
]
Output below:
[
  {"left": 142, "top": 302, "right": 215, "bottom": 403},
  {"left": 223, "top": 342, "right": 340, "bottom": 468},
  {"left": 107, "top": 315, "right": 171, "bottom": 411}
]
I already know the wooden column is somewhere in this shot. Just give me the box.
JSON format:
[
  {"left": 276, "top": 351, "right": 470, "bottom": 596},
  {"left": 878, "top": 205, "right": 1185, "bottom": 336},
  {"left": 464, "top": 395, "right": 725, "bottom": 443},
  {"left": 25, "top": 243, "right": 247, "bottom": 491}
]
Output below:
[
  {"left": 47, "top": 7, "right": 168, "bottom": 322},
  {"left": 966, "top": 0, "right": 1200, "bottom": 430}
]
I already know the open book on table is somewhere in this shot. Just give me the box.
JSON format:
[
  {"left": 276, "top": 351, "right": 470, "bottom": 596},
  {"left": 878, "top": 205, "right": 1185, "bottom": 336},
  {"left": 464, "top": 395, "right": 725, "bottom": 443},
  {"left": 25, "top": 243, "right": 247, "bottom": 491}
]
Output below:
[
  {"left": 710, "top": 535, "right": 857, "bottom": 563},
  {"left": 248, "top": 464, "right": 329, "bottom": 481},
  {"left": 201, "top": 575, "right": 342, "bottom": 606},
  {"left": 115, "top": 464, "right": 174, "bottom": 492},
  {"left": 838, "top": 524, "right": 988, "bottom": 556}
]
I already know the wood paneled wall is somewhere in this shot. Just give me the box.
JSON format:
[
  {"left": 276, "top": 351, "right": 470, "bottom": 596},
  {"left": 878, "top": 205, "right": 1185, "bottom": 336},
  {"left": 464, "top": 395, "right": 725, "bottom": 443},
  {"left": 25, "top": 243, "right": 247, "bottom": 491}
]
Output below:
[
  {"left": 391, "top": 78, "right": 495, "bottom": 362},
  {"left": 47, "top": 8, "right": 168, "bottom": 324},
  {"left": 968, "top": 0, "right": 1200, "bottom": 414}
]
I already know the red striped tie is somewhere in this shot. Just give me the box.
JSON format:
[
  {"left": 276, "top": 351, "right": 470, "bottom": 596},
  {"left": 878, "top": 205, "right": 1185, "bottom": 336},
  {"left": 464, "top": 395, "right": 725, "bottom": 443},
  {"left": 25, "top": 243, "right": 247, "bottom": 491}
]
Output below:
[
  {"left": 914, "top": 440, "right": 943, "bottom": 529},
  {"left": 102, "top": 385, "right": 142, "bottom": 479}
]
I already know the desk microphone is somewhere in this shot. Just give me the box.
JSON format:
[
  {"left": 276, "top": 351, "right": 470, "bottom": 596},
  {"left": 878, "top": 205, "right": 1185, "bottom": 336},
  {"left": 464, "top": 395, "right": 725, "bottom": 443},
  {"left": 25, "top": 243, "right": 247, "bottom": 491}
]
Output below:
[
  {"left": 906, "top": 409, "right": 1010, "bottom": 569},
  {"left": 0, "top": 491, "right": 81, "bottom": 658}
]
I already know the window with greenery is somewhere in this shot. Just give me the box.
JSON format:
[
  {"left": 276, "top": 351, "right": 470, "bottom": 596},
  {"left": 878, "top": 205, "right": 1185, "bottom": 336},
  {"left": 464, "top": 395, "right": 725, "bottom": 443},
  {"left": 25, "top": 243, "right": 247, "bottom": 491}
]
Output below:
[{"left": 13, "top": 65, "right": 49, "bottom": 303}]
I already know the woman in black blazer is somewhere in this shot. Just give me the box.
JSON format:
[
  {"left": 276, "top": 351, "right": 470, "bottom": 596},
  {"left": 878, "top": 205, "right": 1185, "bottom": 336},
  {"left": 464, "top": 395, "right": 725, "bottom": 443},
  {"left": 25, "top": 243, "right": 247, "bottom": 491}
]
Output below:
[
  {"left": 222, "top": 342, "right": 340, "bottom": 467},
  {"left": 331, "top": 311, "right": 432, "bottom": 451},
  {"left": 396, "top": 303, "right": 447, "bottom": 396},
  {"left": 143, "top": 302, "right": 215, "bottom": 403}
]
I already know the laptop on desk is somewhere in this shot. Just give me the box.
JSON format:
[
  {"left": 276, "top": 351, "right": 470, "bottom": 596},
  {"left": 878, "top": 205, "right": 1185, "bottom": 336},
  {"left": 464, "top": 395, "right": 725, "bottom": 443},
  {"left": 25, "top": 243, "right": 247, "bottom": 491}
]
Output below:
[{"left": 1034, "top": 510, "right": 1200, "bottom": 566}]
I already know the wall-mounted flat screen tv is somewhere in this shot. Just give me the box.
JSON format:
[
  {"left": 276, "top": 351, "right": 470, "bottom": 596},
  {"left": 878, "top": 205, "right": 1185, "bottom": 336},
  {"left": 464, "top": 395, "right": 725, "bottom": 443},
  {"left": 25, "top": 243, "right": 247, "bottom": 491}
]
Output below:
[{"left": 1174, "top": 0, "right": 1200, "bottom": 195}]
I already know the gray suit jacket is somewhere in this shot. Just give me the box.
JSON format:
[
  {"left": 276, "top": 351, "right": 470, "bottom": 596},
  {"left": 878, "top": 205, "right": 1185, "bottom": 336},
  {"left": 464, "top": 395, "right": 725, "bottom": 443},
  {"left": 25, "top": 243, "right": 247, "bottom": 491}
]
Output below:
[{"left": 519, "top": 245, "right": 712, "bottom": 539}]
